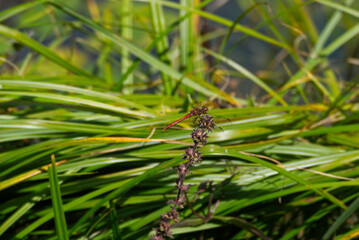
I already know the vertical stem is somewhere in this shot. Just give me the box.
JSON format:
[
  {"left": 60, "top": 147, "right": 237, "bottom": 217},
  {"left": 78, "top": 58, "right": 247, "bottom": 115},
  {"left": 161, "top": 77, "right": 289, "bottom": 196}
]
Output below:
[
  {"left": 149, "top": 0, "right": 173, "bottom": 95},
  {"left": 174, "top": 142, "right": 198, "bottom": 209},
  {"left": 120, "top": 0, "right": 133, "bottom": 93}
]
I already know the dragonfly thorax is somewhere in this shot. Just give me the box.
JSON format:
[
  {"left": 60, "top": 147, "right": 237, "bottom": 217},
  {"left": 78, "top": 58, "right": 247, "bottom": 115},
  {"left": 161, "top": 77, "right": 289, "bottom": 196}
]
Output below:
[{"left": 190, "top": 106, "right": 208, "bottom": 117}]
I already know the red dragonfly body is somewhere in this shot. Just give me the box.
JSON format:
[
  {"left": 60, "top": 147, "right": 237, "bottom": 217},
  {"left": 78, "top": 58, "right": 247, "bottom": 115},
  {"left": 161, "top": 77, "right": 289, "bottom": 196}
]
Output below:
[{"left": 163, "top": 106, "right": 208, "bottom": 131}]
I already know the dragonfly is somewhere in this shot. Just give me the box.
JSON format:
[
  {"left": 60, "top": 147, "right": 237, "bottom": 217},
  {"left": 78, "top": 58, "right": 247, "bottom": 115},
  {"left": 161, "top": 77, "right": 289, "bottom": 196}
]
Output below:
[{"left": 163, "top": 106, "right": 208, "bottom": 131}]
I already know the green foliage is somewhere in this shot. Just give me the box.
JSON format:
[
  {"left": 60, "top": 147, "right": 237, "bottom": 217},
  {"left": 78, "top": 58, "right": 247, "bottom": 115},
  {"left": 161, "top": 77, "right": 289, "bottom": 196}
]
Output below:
[
  {"left": 0, "top": 0, "right": 359, "bottom": 239},
  {"left": 48, "top": 155, "right": 69, "bottom": 240}
]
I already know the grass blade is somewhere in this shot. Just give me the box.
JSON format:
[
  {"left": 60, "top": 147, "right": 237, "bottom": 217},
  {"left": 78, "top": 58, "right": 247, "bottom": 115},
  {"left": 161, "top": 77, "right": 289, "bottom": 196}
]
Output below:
[
  {"left": 120, "top": 0, "right": 134, "bottom": 94},
  {"left": 0, "top": 24, "right": 100, "bottom": 80},
  {"left": 47, "top": 1, "right": 238, "bottom": 104},
  {"left": 48, "top": 154, "right": 69, "bottom": 240},
  {"left": 323, "top": 196, "right": 359, "bottom": 240}
]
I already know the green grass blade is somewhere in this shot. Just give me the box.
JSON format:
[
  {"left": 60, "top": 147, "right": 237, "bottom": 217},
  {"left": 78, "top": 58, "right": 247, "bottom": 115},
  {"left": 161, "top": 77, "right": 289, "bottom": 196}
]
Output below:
[
  {"left": 48, "top": 155, "right": 69, "bottom": 240},
  {"left": 202, "top": 47, "right": 287, "bottom": 106},
  {"left": 120, "top": 0, "right": 134, "bottom": 94},
  {"left": 138, "top": 0, "right": 292, "bottom": 50},
  {"left": 323, "top": 196, "right": 359, "bottom": 240},
  {"left": 321, "top": 22, "right": 359, "bottom": 56},
  {"left": 109, "top": 200, "right": 121, "bottom": 239},
  {"left": 68, "top": 156, "right": 184, "bottom": 235},
  {"left": 218, "top": 146, "right": 347, "bottom": 209},
  {"left": 313, "top": 0, "right": 355, "bottom": 55},
  {"left": 0, "top": 188, "right": 48, "bottom": 237},
  {"left": 316, "top": 0, "right": 359, "bottom": 19},
  {"left": 47, "top": 1, "right": 238, "bottom": 104},
  {"left": 0, "top": 90, "right": 150, "bottom": 118},
  {"left": 0, "top": 80, "right": 157, "bottom": 116},
  {"left": 0, "top": 0, "right": 47, "bottom": 22},
  {"left": 149, "top": 0, "right": 173, "bottom": 95},
  {"left": 0, "top": 24, "right": 100, "bottom": 80}
]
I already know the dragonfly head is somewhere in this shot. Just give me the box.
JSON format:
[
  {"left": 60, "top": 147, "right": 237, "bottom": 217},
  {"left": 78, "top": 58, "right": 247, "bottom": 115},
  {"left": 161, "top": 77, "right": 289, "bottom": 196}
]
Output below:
[{"left": 201, "top": 106, "right": 208, "bottom": 114}]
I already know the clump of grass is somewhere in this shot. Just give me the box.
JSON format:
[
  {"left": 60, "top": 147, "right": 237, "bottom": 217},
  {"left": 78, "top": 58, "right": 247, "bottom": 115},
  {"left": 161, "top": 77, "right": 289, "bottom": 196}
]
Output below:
[
  {"left": 1, "top": 1, "right": 359, "bottom": 239},
  {"left": 153, "top": 107, "right": 215, "bottom": 239}
]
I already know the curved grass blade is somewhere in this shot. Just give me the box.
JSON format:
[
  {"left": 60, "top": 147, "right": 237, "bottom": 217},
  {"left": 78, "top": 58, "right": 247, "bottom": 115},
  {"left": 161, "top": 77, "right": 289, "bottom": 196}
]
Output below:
[
  {"left": 213, "top": 146, "right": 347, "bottom": 210},
  {"left": 0, "top": 0, "right": 47, "bottom": 22},
  {"left": 135, "top": 0, "right": 291, "bottom": 50},
  {"left": 202, "top": 47, "right": 287, "bottom": 106},
  {"left": 15, "top": 157, "right": 183, "bottom": 238},
  {"left": 0, "top": 160, "right": 66, "bottom": 191},
  {"left": 0, "top": 80, "right": 157, "bottom": 116},
  {"left": 0, "top": 91, "right": 149, "bottom": 118},
  {"left": 316, "top": 0, "right": 359, "bottom": 19},
  {"left": 0, "top": 185, "right": 48, "bottom": 237},
  {"left": 213, "top": 216, "right": 269, "bottom": 240},
  {"left": 279, "top": 0, "right": 357, "bottom": 99},
  {"left": 46, "top": 1, "right": 238, "bottom": 105},
  {"left": 0, "top": 24, "right": 101, "bottom": 81},
  {"left": 114, "top": 0, "right": 213, "bottom": 91}
]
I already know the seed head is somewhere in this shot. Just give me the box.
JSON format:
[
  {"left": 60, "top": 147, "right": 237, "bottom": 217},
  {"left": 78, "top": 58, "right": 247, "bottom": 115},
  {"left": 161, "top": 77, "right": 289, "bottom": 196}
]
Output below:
[
  {"left": 191, "top": 128, "right": 209, "bottom": 144},
  {"left": 183, "top": 147, "right": 202, "bottom": 164},
  {"left": 199, "top": 114, "right": 215, "bottom": 132}
]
